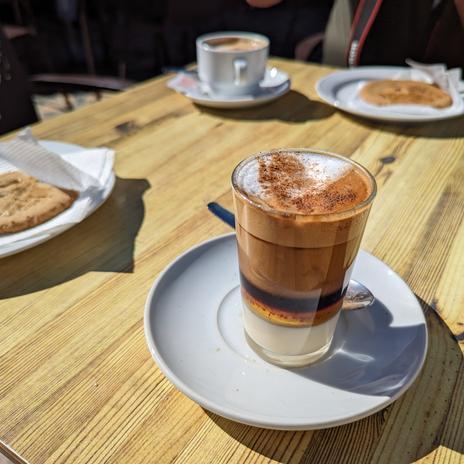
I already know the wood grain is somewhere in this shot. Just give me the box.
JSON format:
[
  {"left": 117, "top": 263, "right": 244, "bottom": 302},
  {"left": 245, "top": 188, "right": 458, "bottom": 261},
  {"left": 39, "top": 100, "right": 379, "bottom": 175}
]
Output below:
[{"left": 0, "top": 58, "right": 463, "bottom": 464}]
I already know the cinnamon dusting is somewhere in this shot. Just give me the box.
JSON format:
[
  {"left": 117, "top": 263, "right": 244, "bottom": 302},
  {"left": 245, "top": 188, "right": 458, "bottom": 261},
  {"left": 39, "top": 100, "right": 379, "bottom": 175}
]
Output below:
[{"left": 257, "top": 152, "right": 368, "bottom": 214}]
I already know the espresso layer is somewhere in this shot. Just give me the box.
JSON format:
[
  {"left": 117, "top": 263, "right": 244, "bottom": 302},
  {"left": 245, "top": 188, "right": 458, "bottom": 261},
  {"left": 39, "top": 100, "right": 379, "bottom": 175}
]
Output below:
[
  {"left": 240, "top": 272, "right": 344, "bottom": 327},
  {"left": 241, "top": 272, "right": 346, "bottom": 313}
]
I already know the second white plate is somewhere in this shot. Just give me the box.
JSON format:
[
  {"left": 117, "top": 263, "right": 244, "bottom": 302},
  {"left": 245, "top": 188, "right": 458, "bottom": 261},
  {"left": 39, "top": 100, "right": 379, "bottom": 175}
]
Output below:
[{"left": 316, "top": 66, "right": 464, "bottom": 122}]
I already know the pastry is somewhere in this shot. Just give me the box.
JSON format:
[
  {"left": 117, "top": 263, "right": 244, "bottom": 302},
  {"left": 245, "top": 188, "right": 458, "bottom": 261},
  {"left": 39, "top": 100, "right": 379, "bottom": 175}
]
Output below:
[
  {"left": 0, "top": 171, "right": 78, "bottom": 233},
  {"left": 360, "top": 80, "right": 452, "bottom": 108}
]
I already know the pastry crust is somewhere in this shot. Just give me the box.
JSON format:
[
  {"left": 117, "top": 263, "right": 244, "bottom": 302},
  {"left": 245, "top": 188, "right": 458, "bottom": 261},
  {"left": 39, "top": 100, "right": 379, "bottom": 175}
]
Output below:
[
  {"left": 360, "top": 80, "right": 452, "bottom": 108},
  {"left": 0, "top": 171, "right": 78, "bottom": 233}
]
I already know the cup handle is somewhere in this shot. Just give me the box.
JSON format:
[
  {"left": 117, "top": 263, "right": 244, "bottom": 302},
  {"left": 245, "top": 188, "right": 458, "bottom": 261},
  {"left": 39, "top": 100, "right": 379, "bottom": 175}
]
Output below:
[{"left": 233, "top": 58, "right": 247, "bottom": 85}]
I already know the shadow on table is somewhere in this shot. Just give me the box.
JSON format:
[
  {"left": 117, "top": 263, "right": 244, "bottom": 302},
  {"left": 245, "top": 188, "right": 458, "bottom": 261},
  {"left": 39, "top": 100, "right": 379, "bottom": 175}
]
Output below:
[
  {"left": 341, "top": 111, "right": 464, "bottom": 139},
  {"left": 292, "top": 299, "right": 426, "bottom": 396},
  {"left": 204, "top": 410, "right": 305, "bottom": 463},
  {"left": 0, "top": 177, "right": 150, "bottom": 299},
  {"left": 205, "top": 298, "right": 463, "bottom": 463},
  {"left": 196, "top": 90, "right": 335, "bottom": 123}
]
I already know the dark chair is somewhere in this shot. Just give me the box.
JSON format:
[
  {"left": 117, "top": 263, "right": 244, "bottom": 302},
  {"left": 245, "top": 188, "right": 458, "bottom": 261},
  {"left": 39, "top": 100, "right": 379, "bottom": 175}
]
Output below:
[
  {"left": 1, "top": 0, "right": 35, "bottom": 39},
  {"left": 1, "top": 0, "right": 53, "bottom": 72},
  {"left": 0, "top": 25, "right": 38, "bottom": 134},
  {"left": 0, "top": 27, "right": 133, "bottom": 135},
  {"left": 93, "top": 0, "right": 166, "bottom": 79}
]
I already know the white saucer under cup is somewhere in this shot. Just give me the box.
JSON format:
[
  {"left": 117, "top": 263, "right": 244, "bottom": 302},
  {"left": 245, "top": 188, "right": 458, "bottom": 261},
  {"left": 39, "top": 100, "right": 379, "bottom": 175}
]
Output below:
[
  {"left": 167, "top": 67, "right": 291, "bottom": 109},
  {"left": 144, "top": 233, "right": 428, "bottom": 430}
]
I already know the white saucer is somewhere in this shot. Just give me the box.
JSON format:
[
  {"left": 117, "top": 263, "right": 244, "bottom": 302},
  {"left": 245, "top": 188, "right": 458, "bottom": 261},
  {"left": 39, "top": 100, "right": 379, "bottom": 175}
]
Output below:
[
  {"left": 144, "top": 233, "right": 428, "bottom": 430},
  {"left": 0, "top": 141, "right": 115, "bottom": 258},
  {"left": 167, "top": 67, "right": 290, "bottom": 109},
  {"left": 316, "top": 66, "right": 464, "bottom": 122}
]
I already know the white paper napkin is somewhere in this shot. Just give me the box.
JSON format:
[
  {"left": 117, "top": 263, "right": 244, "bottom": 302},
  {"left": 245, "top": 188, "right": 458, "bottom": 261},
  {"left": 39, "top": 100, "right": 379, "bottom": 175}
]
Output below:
[
  {"left": 0, "top": 129, "right": 115, "bottom": 246},
  {"left": 405, "top": 59, "right": 462, "bottom": 103},
  {"left": 167, "top": 71, "right": 215, "bottom": 98}
]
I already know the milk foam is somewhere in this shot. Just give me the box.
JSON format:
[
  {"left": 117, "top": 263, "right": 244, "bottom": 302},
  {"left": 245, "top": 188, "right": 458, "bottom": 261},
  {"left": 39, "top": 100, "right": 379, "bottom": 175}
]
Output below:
[{"left": 235, "top": 151, "right": 350, "bottom": 201}]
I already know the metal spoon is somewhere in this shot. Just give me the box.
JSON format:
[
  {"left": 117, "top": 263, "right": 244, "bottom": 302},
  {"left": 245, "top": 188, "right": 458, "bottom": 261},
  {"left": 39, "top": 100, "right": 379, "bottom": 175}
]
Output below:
[
  {"left": 343, "top": 279, "right": 374, "bottom": 310},
  {"left": 207, "top": 202, "right": 375, "bottom": 310}
]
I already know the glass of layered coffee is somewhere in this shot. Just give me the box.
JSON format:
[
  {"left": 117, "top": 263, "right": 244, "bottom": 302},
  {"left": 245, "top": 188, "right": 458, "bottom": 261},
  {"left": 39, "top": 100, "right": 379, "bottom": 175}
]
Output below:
[{"left": 232, "top": 149, "right": 376, "bottom": 367}]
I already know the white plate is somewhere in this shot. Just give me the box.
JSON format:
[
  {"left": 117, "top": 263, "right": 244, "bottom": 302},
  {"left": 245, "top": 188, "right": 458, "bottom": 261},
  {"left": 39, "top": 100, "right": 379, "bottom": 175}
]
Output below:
[
  {"left": 144, "top": 233, "right": 428, "bottom": 430},
  {"left": 0, "top": 141, "right": 115, "bottom": 258},
  {"left": 316, "top": 66, "right": 464, "bottom": 122},
  {"left": 170, "top": 67, "right": 290, "bottom": 109}
]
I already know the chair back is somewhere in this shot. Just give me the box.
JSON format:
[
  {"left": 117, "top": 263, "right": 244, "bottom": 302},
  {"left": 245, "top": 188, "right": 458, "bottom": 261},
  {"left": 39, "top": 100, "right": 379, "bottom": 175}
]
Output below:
[{"left": 0, "top": 26, "right": 38, "bottom": 135}]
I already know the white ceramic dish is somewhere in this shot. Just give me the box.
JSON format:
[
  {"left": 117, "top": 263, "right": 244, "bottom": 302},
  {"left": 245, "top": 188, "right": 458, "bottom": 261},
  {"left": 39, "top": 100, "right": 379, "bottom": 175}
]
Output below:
[
  {"left": 144, "top": 233, "right": 428, "bottom": 430},
  {"left": 169, "top": 67, "right": 290, "bottom": 109},
  {"left": 316, "top": 66, "right": 464, "bottom": 122},
  {"left": 0, "top": 141, "right": 115, "bottom": 258}
]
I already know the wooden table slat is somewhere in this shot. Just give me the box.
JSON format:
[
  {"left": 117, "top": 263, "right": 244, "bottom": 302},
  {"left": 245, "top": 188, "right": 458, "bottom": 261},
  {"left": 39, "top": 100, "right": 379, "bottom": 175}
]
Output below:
[{"left": 1, "top": 58, "right": 463, "bottom": 464}]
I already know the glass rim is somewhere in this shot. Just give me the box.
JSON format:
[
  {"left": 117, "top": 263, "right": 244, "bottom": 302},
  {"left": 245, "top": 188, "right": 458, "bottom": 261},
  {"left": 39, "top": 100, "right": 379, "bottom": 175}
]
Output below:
[{"left": 231, "top": 148, "right": 377, "bottom": 219}]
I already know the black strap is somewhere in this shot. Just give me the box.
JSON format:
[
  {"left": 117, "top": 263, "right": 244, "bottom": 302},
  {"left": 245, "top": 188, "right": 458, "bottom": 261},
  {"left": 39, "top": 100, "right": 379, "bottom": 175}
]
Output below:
[{"left": 346, "top": 0, "right": 384, "bottom": 66}]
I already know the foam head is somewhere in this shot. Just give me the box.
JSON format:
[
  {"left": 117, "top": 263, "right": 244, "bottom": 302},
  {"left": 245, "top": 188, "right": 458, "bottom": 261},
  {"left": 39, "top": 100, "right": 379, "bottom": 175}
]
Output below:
[{"left": 233, "top": 150, "right": 373, "bottom": 215}]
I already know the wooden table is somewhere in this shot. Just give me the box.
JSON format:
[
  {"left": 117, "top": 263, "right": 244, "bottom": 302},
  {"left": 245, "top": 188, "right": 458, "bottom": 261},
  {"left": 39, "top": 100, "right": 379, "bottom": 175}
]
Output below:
[{"left": 1, "top": 58, "right": 463, "bottom": 464}]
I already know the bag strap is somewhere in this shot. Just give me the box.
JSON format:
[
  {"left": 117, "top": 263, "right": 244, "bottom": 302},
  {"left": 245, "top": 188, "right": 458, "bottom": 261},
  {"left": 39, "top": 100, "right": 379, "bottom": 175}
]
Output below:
[{"left": 345, "top": 0, "right": 384, "bottom": 66}]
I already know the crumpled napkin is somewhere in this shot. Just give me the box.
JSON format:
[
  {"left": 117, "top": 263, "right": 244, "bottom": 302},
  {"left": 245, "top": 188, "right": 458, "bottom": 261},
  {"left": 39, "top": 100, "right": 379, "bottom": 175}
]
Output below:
[
  {"left": 167, "top": 71, "right": 213, "bottom": 98},
  {"left": 405, "top": 59, "right": 462, "bottom": 103},
  {"left": 0, "top": 129, "right": 115, "bottom": 246}
]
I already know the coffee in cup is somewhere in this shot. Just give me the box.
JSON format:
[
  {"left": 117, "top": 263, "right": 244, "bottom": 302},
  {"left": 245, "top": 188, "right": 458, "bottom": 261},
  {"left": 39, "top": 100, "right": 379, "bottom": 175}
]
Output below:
[
  {"left": 232, "top": 149, "right": 376, "bottom": 367},
  {"left": 196, "top": 32, "right": 269, "bottom": 97},
  {"left": 203, "top": 37, "right": 267, "bottom": 52}
]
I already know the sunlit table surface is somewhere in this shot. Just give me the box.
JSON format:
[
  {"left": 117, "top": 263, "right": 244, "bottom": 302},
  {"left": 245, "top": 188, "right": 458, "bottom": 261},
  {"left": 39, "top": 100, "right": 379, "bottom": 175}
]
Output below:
[{"left": 0, "top": 58, "right": 463, "bottom": 464}]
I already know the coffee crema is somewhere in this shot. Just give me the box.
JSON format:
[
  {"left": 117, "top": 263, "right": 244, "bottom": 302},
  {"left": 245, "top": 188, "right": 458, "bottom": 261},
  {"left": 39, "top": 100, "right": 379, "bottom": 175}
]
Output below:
[
  {"left": 233, "top": 150, "right": 375, "bottom": 329},
  {"left": 234, "top": 151, "right": 371, "bottom": 215},
  {"left": 204, "top": 37, "right": 266, "bottom": 52}
]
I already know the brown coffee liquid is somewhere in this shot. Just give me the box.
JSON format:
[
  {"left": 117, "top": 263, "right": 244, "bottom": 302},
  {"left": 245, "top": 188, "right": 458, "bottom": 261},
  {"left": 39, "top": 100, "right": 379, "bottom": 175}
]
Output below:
[
  {"left": 205, "top": 37, "right": 265, "bottom": 52},
  {"left": 233, "top": 150, "right": 374, "bottom": 327}
]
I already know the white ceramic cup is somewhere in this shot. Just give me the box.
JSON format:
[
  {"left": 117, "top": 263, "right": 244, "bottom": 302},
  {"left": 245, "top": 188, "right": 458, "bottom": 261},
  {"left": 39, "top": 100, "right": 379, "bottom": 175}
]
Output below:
[{"left": 196, "top": 31, "right": 269, "bottom": 97}]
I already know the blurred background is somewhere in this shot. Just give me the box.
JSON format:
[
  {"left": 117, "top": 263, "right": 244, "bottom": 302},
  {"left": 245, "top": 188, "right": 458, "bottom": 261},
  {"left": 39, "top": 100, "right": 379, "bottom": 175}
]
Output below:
[
  {"left": 2, "top": 0, "right": 332, "bottom": 80},
  {"left": 3, "top": 0, "right": 462, "bottom": 132},
  {"left": 0, "top": 0, "right": 332, "bottom": 125}
]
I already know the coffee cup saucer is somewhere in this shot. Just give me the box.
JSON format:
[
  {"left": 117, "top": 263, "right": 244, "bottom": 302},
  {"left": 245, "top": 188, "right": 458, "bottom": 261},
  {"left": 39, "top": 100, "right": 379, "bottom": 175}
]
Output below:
[
  {"left": 167, "top": 67, "right": 290, "bottom": 109},
  {"left": 144, "top": 233, "right": 428, "bottom": 430}
]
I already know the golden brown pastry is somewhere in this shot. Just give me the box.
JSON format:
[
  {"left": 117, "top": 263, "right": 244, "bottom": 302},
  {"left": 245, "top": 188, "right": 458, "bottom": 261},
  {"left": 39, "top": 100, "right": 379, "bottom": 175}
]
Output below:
[
  {"left": 360, "top": 80, "right": 452, "bottom": 108},
  {"left": 0, "top": 171, "right": 78, "bottom": 233}
]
